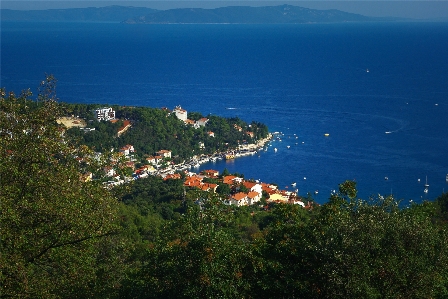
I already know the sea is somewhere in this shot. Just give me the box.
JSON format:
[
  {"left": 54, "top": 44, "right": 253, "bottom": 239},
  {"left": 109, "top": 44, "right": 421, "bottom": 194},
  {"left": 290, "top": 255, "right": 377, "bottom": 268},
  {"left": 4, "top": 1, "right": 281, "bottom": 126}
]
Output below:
[{"left": 2, "top": 21, "right": 448, "bottom": 204}]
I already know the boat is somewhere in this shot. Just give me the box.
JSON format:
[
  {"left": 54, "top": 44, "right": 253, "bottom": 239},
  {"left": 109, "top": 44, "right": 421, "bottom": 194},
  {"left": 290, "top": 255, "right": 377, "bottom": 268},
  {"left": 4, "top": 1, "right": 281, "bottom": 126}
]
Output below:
[
  {"left": 274, "top": 148, "right": 277, "bottom": 152},
  {"left": 287, "top": 145, "right": 290, "bottom": 149},
  {"left": 314, "top": 190, "right": 319, "bottom": 195},
  {"left": 385, "top": 131, "right": 392, "bottom": 134},
  {"left": 291, "top": 182, "right": 296, "bottom": 187},
  {"left": 446, "top": 174, "right": 448, "bottom": 183},
  {"left": 324, "top": 133, "right": 330, "bottom": 137},
  {"left": 385, "top": 177, "right": 388, "bottom": 180},
  {"left": 225, "top": 153, "right": 235, "bottom": 160},
  {"left": 424, "top": 176, "right": 429, "bottom": 193},
  {"left": 366, "top": 69, "right": 370, "bottom": 73}
]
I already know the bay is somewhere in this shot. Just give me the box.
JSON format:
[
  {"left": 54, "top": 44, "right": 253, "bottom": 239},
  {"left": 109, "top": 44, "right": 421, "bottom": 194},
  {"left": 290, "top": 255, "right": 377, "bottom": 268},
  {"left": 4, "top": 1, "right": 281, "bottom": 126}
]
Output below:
[{"left": 2, "top": 21, "right": 448, "bottom": 203}]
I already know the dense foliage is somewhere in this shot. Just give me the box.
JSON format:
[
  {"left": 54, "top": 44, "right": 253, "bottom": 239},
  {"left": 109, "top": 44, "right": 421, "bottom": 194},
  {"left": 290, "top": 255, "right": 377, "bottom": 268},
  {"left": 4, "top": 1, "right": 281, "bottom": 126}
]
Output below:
[
  {"left": 63, "top": 103, "right": 269, "bottom": 160},
  {"left": 2, "top": 78, "right": 448, "bottom": 298},
  {"left": 0, "top": 78, "right": 124, "bottom": 298}
]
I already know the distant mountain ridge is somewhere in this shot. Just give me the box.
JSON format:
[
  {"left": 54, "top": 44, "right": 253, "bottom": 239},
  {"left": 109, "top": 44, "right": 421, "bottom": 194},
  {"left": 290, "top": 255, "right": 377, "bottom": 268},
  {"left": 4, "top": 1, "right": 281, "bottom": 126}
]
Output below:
[
  {"left": 1, "top": 5, "right": 158, "bottom": 22},
  {"left": 1, "top": 5, "right": 400, "bottom": 23},
  {"left": 124, "top": 5, "right": 381, "bottom": 24}
]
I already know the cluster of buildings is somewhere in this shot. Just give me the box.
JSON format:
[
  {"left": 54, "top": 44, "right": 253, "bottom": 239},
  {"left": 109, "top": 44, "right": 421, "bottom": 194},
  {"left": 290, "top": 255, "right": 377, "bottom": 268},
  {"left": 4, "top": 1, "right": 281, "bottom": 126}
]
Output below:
[
  {"left": 173, "top": 105, "right": 210, "bottom": 129},
  {"left": 84, "top": 106, "right": 308, "bottom": 208},
  {"left": 99, "top": 142, "right": 311, "bottom": 208},
  {"left": 183, "top": 170, "right": 311, "bottom": 208}
]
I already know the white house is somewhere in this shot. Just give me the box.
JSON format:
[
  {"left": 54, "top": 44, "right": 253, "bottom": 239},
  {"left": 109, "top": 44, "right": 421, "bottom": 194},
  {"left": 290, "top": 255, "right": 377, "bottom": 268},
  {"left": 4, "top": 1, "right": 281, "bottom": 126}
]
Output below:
[
  {"left": 229, "top": 192, "right": 249, "bottom": 207},
  {"left": 243, "top": 181, "right": 263, "bottom": 194},
  {"left": 173, "top": 106, "right": 187, "bottom": 121},
  {"left": 103, "top": 166, "right": 116, "bottom": 177},
  {"left": 94, "top": 107, "right": 115, "bottom": 121},
  {"left": 119, "top": 144, "right": 135, "bottom": 156},
  {"left": 247, "top": 191, "right": 261, "bottom": 205},
  {"left": 156, "top": 150, "right": 172, "bottom": 159},
  {"left": 196, "top": 117, "right": 209, "bottom": 127}
]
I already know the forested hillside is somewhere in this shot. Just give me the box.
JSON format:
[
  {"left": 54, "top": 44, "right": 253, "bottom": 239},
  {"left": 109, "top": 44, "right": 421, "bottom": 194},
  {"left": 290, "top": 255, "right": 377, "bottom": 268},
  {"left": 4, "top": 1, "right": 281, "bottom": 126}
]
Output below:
[
  {"left": 62, "top": 103, "right": 268, "bottom": 161},
  {"left": 2, "top": 78, "right": 448, "bottom": 298}
]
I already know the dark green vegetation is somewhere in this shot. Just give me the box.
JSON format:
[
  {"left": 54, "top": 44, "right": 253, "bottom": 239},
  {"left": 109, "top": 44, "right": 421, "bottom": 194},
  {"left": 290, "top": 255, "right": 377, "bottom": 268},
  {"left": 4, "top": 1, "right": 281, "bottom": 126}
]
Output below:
[
  {"left": 62, "top": 103, "right": 268, "bottom": 161},
  {"left": 2, "top": 78, "right": 448, "bottom": 298}
]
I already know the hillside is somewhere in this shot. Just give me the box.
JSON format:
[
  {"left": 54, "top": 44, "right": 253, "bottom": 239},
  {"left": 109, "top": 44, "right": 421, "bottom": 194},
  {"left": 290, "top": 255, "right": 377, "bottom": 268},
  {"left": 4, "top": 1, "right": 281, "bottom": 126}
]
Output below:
[
  {"left": 0, "top": 5, "right": 157, "bottom": 22},
  {"left": 1, "top": 4, "right": 398, "bottom": 23},
  {"left": 124, "top": 4, "right": 379, "bottom": 24}
]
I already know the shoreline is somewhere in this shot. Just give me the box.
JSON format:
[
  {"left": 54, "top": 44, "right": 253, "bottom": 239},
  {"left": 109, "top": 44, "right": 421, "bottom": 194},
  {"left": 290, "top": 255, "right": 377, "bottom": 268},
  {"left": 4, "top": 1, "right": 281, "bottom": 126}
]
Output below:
[{"left": 156, "top": 134, "right": 273, "bottom": 176}]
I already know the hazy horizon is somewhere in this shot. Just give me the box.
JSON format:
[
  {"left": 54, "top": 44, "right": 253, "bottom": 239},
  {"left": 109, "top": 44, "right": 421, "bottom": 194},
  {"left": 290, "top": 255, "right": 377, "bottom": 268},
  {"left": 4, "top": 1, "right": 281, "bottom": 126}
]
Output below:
[{"left": 2, "top": 1, "right": 448, "bottom": 20}]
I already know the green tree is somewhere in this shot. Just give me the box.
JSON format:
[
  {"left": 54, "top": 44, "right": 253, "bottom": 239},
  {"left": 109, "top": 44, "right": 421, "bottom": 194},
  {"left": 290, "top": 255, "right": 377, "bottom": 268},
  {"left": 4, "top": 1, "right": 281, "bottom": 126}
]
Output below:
[
  {"left": 0, "top": 77, "right": 123, "bottom": 298},
  {"left": 120, "top": 195, "right": 254, "bottom": 299},
  {"left": 251, "top": 182, "right": 448, "bottom": 299}
]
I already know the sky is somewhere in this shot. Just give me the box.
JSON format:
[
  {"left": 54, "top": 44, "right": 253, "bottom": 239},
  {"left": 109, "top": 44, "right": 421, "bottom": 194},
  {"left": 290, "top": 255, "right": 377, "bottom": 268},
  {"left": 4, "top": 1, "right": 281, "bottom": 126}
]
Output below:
[{"left": 1, "top": 1, "right": 448, "bottom": 19}]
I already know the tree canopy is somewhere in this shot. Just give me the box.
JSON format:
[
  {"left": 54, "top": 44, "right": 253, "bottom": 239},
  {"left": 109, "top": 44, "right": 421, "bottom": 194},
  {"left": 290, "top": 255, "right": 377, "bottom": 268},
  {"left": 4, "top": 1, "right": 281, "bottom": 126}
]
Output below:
[{"left": 0, "top": 77, "right": 124, "bottom": 298}]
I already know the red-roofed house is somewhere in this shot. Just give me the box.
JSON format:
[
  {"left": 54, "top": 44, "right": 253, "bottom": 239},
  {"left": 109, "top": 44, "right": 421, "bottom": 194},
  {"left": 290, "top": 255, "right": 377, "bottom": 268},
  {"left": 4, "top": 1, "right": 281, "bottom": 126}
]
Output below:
[
  {"left": 223, "top": 175, "right": 243, "bottom": 185},
  {"left": 243, "top": 181, "right": 262, "bottom": 194},
  {"left": 229, "top": 192, "right": 249, "bottom": 207},
  {"left": 200, "top": 183, "right": 218, "bottom": 193},
  {"left": 146, "top": 156, "right": 157, "bottom": 165},
  {"left": 196, "top": 117, "right": 209, "bottom": 127},
  {"left": 164, "top": 173, "right": 182, "bottom": 180},
  {"left": 184, "top": 175, "right": 203, "bottom": 188},
  {"left": 156, "top": 150, "right": 171, "bottom": 159},
  {"left": 203, "top": 169, "right": 219, "bottom": 178},
  {"left": 119, "top": 144, "right": 135, "bottom": 156},
  {"left": 247, "top": 191, "right": 261, "bottom": 205}
]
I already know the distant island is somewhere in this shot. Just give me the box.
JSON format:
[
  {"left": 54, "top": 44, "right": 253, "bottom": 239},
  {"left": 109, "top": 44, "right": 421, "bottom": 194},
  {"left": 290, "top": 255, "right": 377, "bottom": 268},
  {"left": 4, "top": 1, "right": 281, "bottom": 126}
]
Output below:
[{"left": 1, "top": 4, "right": 402, "bottom": 23}]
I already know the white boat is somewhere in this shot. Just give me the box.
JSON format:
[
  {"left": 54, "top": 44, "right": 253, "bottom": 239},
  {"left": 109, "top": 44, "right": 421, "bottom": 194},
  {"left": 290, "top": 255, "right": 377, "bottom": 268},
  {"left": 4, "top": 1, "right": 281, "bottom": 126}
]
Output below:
[
  {"left": 274, "top": 148, "right": 277, "bottom": 152},
  {"left": 423, "top": 176, "right": 429, "bottom": 193},
  {"left": 291, "top": 182, "right": 296, "bottom": 187},
  {"left": 446, "top": 174, "right": 448, "bottom": 183},
  {"left": 287, "top": 145, "right": 290, "bottom": 149}
]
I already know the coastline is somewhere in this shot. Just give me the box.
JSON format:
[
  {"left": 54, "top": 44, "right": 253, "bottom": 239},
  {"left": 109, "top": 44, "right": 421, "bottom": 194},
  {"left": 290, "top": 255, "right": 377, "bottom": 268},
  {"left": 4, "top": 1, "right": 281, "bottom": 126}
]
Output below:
[{"left": 156, "top": 134, "right": 273, "bottom": 176}]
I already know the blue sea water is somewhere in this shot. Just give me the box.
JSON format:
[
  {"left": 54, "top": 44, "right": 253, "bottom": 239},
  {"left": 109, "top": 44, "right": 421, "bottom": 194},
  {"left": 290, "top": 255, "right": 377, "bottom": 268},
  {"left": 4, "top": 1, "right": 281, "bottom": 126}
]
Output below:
[{"left": 2, "top": 21, "right": 448, "bottom": 203}]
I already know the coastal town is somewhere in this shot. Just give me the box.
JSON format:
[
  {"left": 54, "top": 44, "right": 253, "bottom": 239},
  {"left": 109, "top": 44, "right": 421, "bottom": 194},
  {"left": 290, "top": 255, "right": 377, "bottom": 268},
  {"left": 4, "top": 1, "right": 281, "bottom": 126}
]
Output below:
[{"left": 60, "top": 105, "right": 313, "bottom": 209}]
